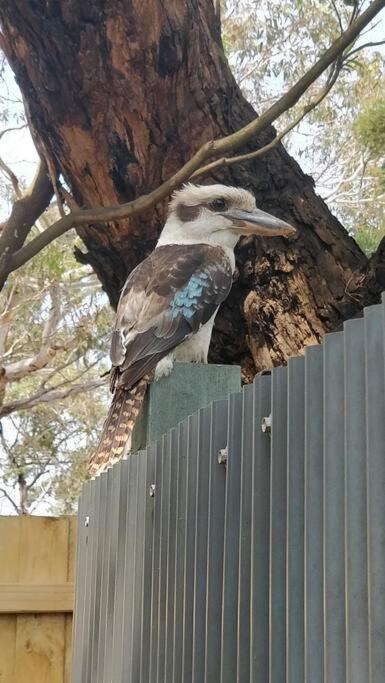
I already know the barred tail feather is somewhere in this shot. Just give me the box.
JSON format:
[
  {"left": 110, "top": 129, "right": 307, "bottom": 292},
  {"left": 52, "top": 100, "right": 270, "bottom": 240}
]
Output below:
[{"left": 87, "top": 376, "right": 148, "bottom": 478}]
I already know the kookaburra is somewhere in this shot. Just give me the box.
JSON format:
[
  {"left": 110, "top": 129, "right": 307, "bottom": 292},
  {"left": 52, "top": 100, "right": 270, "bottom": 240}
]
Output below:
[{"left": 88, "top": 184, "right": 296, "bottom": 476}]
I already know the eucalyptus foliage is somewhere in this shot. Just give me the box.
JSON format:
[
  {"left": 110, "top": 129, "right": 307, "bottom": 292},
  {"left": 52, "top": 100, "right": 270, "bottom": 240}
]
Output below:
[{"left": 222, "top": 0, "right": 385, "bottom": 247}]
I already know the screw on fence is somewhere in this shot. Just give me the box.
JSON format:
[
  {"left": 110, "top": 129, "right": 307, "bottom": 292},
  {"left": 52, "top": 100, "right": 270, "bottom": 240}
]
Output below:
[
  {"left": 261, "top": 414, "right": 272, "bottom": 434},
  {"left": 149, "top": 484, "right": 156, "bottom": 498},
  {"left": 218, "top": 446, "right": 228, "bottom": 466}
]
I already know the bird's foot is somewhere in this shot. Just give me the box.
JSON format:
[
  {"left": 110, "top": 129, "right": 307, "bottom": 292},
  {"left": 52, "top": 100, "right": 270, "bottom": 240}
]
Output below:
[{"left": 154, "top": 355, "right": 174, "bottom": 381}]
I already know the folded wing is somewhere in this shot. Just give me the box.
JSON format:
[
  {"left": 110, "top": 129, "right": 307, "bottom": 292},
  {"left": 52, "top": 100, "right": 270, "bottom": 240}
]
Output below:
[{"left": 110, "top": 243, "right": 233, "bottom": 389}]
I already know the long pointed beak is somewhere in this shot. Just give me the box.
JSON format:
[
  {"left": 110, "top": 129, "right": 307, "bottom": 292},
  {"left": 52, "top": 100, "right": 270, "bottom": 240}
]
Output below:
[{"left": 221, "top": 208, "right": 297, "bottom": 238}]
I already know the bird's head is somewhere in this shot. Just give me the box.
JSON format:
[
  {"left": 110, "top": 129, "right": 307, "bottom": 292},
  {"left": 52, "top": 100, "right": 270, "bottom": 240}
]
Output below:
[{"left": 158, "top": 183, "right": 296, "bottom": 249}]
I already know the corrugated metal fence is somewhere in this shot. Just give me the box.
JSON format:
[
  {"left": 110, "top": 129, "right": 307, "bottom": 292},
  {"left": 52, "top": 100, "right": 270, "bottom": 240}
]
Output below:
[{"left": 72, "top": 295, "right": 385, "bottom": 682}]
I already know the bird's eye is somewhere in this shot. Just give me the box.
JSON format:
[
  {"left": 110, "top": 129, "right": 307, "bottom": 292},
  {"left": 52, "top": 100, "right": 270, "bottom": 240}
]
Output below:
[{"left": 210, "top": 197, "right": 228, "bottom": 212}]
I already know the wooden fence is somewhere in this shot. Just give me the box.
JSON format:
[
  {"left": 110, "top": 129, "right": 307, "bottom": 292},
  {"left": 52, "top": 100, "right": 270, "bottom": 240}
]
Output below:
[{"left": 0, "top": 515, "right": 76, "bottom": 683}]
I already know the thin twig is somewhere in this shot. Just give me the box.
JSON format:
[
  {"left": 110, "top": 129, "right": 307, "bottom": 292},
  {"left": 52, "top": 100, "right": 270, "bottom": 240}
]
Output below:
[
  {"left": 0, "top": 123, "right": 28, "bottom": 140},
  {"left": 330, "top": 0, "right": 345, "bottom": 34},
  {"left": 0, "top": 487, "right": 20, "bottom": 514},
  {"left": 0, "top": 154, "right": 21, "bottom": 197},
  {"left": 345, "top": 38, "right": 385, "bottom": 58}
]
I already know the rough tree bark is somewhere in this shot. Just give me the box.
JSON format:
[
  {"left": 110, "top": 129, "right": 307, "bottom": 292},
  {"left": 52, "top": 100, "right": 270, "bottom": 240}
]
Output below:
[{"left": 0, "top": 0, "right": 383, "bottom": 380}]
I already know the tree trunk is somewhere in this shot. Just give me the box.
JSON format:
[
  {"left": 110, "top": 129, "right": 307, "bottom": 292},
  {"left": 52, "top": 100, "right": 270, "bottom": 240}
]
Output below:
[{"left": 0, "top": 0, "right": 382, "bottom": 380}]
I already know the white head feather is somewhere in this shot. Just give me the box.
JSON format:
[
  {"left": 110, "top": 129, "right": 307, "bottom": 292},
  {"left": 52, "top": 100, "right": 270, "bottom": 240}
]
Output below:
[{"left": 157, "top": 183, "right": 295, "bottom": 253}]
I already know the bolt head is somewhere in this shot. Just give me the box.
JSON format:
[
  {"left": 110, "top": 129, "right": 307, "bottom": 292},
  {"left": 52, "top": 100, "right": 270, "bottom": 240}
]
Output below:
[{"left": 261, "top": 415, "right": 272, "bottom": 433}]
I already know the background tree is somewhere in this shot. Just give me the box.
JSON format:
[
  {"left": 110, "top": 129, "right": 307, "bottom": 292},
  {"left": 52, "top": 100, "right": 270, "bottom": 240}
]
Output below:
[
  {"left": 0, "top": 228, "right": 110, "bottom": 513},
  {"left": 0, "top": 0, "right": 384, "bottom": 511},
  {"left": 223, "top": 0, "right": 385, "bottom": 247}
]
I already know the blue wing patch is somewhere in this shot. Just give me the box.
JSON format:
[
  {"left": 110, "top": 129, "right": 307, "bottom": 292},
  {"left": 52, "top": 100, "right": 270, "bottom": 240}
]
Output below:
[{"left": 170, "top": 274, "right": 208, "bottom": 319}]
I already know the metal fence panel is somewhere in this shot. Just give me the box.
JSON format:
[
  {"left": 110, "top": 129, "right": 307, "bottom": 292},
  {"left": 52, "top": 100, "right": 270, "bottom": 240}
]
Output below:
[
  {"left": 221, "top": 392, "right": 243, "bottom": 682},
  {"left": 120, "top": 456, "right": 138, "bottom": 682},
  {"left": 89, "top": 474, "right": 103, "bottom": 681},
  {"left": 84, "top": 477, "right": 96, "bottom": 683},
  {"left": 149, "top": 439, "right": 163, "bottom": 682},
  {"left": 270, "top": 366, "right": 288, "bottom": 683},
  {"left": 71, "top": 479, "right": 90, "bottom": 683},
  {"left": 110, "top": 460, "right": 130, "bottom": 681},
  {"left": 165, "top": 429, "right": 178, "bottom": 683},
  {"left": 72, "top": 299, "right": 385, "bottom": 683},
  {"left": 204, "top": 398, "right": 228, "bottom": 682},
  {"left": 365, "top": 304, "right": 385, "bottom": 682},
  {"left": 156, "top": 434, "right": 170, "bottom": 682},
  {"left": 104, "top": 465, "right": 122, "bottom": 682},
  {"left": 172, "top": 421, "right": 188, "bottom": 683},
  {"left": 140, "top": 442, "right": 156, "bottom": 681},
  {"left": 237, "top": 384, "right": 254, "bottom": 683},
  {"left": 323, "top": 331, "right": 346, "bottom": 683},
  {"left": 181, "top": 413, "right": 199, "bottom": 682},
  {"left": 95, "top": 471, "right": 109, "bottom": 679},
  {"left": 132, "top": 453, "right": 148, "bottom": 682},
  {"left": 286, "top": 356, "right": 305, "bottom": 683},
  {"left": 344, "top": 318, "right": 369, "bottom": 683},
  {"left": 192, "top": 406, "right": 212, "bottom": 682},
  {"left": 250, "top": 374, "right": 271, "bottom": 683},
  {"left": 304, "top": 344, "right": 324, "bottom": 683}
]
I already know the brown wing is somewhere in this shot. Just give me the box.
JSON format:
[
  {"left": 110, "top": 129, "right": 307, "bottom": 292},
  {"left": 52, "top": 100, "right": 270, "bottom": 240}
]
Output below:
[{"left": 110, "top": 243, "right": 232, "bottom": 389}]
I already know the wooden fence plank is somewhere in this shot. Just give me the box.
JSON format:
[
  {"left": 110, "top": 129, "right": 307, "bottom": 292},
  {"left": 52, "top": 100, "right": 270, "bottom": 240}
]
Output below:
[
  {"left": 0, "top": 518, "right": 21, "bottom": 582},
  {"left": 0, "top": 584, "right": 74, "bottom": 613},
  {"left": 0, "top": 516, "right": 76, "bottom": 683},
  {"left": 0, "top": 616, "right": 16, "bottom": 683},
  {"left": 14, "top": 615, "right": 67, "bottom": 683}
]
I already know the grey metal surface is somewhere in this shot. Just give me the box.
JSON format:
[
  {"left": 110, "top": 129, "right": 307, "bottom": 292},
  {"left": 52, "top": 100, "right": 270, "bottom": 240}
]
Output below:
[
  {"left": 171, "top": 422, "right": 188, "bottom": 683},
  {"left": 304, "top": 344, "right": 324, "bottom": 683},
  {"left": 286, "top": 356, "right": 305, "bottom": 683},
  {"left": 97, "top": 470, "right": 111, "bottom": 678},
  {"left": 181, "top": 413, "right": 199, "bottom": 683},
  {"left": 221, "top": 392, "right": 243, "bottom": 682},
  {"left": 250, "top": 374, "right": 271, "bottom": 683},
  {"left": 365, "top": 304, "right": 385, "bottom": 682},
  {"left": 72, "top": 298, "right": 385, "bottom": 683},
  {"left": 192, "top": 407, "right": 211, "bottom": 682},
  {"left": 344, "top": 318, "right": 369, "bottom": 683},
  {"left": 324, "top": 331, "right": 346, "bottom": 683},
  {"left": 71, "top": 479, "right": 89, "bottom": 683},
  {"left": 112, "top": 460, "right": 130, "bottom": 683},
  {"left": 237, "top": 384, "right": 253, "bottom": 683},
  {"left": 270, "top": 366, "right": 288, "bottom": 683},
  {"left": 204, "top": 398, "right": 228, "bottom": 682}
]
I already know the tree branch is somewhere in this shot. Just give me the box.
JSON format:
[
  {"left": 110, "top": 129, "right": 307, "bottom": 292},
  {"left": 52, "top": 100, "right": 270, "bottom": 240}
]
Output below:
[
  {"left": 0, "top": 123, "right": 29, "bottom": 197},
  {"left": 0, "top": 159, "right": 53, "bottom": 284},
  {"left": 191, "top": 58, "right": 342, "bottom": 179},
  {"left": 0, "top": 376, "right": 107, "bottom": 417},
  {"left": 0, "top": 487, "right": 20, "bottom": 514},
  {"left": 0, "top": 0, "right": 384, "bottom": 284},
  {"left": 0, "top": 154, "right": 21, "bottom": 197},
  {"left": 0, "top": 287, "right": 62, "bottom": 385}
]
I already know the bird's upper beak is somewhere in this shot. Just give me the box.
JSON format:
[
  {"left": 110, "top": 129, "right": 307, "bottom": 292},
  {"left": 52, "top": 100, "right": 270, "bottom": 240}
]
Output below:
[{"left": 221, "top": 208, "right": 297, "bottom": 238}]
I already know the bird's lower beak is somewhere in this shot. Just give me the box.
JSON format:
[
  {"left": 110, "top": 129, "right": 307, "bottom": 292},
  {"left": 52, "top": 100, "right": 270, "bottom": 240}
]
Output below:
[{"left": 222, "top": 208, "right": 297, "bottom": 238}]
